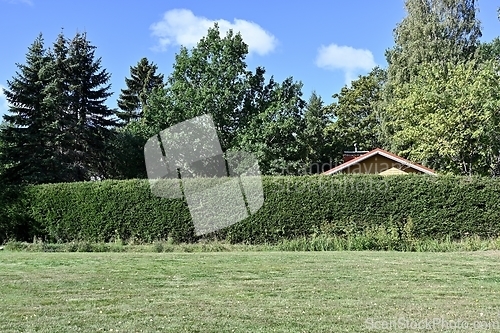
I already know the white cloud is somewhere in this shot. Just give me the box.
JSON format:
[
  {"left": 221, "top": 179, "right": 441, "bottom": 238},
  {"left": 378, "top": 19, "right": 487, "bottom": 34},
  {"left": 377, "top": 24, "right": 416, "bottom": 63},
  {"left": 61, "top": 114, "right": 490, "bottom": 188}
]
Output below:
[
  {"left": 2, "top": 0, "right": 33, "bottom": 6},
  {"left": 316, "top": 44, "right": 376, "bottom": 85},
  {"left": 150, "top": 9, "right": 277, "bottom": 56}
]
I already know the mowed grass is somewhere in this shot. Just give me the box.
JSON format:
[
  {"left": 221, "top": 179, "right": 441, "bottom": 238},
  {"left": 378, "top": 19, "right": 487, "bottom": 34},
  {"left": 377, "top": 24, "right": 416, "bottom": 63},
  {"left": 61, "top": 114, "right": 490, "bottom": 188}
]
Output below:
[{"left": 1, "top": 251, "right": 500, "bottom": 332}]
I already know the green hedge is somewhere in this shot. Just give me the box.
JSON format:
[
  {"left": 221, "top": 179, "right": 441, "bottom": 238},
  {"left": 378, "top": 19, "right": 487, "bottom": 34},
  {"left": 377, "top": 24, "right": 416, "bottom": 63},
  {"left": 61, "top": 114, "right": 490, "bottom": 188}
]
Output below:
[
  {"left": 223, "top": 174, "right": 500, "bottom": 243},
  {"left": 27, "top": 179, "right": 194, "bottom": 243},
  {"left": 2, "top": 174, "right": 500, "bottom": 244}
]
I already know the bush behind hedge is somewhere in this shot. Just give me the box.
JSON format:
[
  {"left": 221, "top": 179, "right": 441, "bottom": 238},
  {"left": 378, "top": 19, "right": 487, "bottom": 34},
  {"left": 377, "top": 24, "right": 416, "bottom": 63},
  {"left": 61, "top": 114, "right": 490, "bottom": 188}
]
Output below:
[
  {"left": 2, "top": 174, "right": 500, "bottom": 244},
  {"left": 0, "top": 184, "right": 32, "bottom": 243}
]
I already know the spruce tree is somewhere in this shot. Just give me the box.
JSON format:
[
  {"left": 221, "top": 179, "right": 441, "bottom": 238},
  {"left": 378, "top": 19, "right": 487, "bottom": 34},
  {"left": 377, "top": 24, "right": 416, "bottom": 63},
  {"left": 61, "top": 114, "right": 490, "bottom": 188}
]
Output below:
[
  {"left": 117, "top": 57, "right": 164, "bottom": 123},
  {"left": 0, "top": 32, "right": 117, "bottom": 184},
  {"left": 65, "top": 32, "right": 117, "bottom": 180},
  {"left": 0, "top": 34, "right": 61, "bottom": 184},
  {"left": 41, "top": 32, "right": 76, "bottom": 182}
]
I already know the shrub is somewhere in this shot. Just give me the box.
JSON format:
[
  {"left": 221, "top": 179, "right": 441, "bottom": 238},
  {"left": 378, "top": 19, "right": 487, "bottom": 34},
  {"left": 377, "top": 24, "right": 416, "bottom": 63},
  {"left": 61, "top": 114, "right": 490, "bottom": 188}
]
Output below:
[{"left": 0, "top": 185, "right": 32, "bottom": 244}]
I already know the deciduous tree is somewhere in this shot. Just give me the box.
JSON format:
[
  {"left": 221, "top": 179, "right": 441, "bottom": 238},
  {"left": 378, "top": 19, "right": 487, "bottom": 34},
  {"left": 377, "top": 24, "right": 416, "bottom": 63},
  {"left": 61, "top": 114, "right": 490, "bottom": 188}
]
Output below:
[
  {"left": 140, "top": 23, "right": 308, "bottom": 175},
  {"left": 325, "top": 67, "right": 386, "bottom": 161},
  {"left": 385, "top": 0, "right": 481, "bottom": 96},
  {"left": 386, "top": 60, "right": 500, "bottom": 176}
]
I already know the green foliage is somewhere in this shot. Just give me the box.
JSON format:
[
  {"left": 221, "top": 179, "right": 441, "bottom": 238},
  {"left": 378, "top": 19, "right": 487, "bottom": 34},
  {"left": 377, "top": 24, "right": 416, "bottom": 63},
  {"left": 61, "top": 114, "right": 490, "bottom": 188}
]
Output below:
[
  {"left": 385, "top": 60, "right": 500, "bottom": 175},
  {"left": 0, "top": 121, "right": 10, "bottom": 176},
  {"left": 4, "top": 235, "right": 500, "bottom": 252},
  {"left": 385, "top": 0, "right": 481, "bottom": 93},
  {"left": 137, "top": 23, "right": 308, "bottom": 176},
  {"left": 0, "top": 34, "right": 63, "bottom": 185},
  {"left": 162, "top": 23, "right": 252, "bottom": 150},
  {"left": 116, "top": 57, "right": 164, "bottom": 123},
  {"left": 103, "top": 122, "right": 149, "bottom": 179},
  {"left": 232, "top": 77, "right": 307, "bottom": 175},
  {"left": 26, "top": 179, "right": 194, "bottom": 243},
  {"left": 477, "top": 37, "right": 500, "bottom": 64},
  {"left": 223, "top": 174, "right": 500, "bottom": 243},
  {"left": 64, "top": 32, "right": 118, "bottom": 180},
  {"left": 300, "top": 91, "right": 331, "bottom": 173},
  {"left": 0, "top": 32, "right": 117, "bottom": 184},
  {"left": 380, "top": 1, "right": 500, "bottom": 176},
  {"left": 325, "top": 67, "right": 387, "bottom": 157},
  {"left": 0, "top": 185, "right": 31, "bottom": 244},
  {"left": 2, "top": 175, "right": 499, "bottom": 245}
]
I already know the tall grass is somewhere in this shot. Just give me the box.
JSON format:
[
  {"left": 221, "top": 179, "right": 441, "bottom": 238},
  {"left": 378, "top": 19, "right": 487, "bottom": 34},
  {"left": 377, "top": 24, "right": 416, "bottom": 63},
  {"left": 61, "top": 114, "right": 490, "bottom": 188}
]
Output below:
[
  {"left": 4, "top": 234, "right": 500, "bottom": 253},
  {"left": 274, "top": 234, "right": 500, "bottom": 252}
]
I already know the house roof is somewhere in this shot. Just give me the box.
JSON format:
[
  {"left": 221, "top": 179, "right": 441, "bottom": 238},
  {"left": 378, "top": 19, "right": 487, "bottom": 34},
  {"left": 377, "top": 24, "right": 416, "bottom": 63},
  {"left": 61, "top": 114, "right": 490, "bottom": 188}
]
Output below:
[{"left": 322, "top": 148, "right": 437, "bottom": 176}]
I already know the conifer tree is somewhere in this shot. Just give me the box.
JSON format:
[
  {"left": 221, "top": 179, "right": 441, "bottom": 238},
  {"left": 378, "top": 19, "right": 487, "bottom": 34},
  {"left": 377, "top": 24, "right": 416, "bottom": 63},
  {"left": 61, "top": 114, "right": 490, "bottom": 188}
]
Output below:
[
  {"left": 65, "top": 32, "right": 117, "bottom": 180},
  {"left": 117, "top": 57, "right": 164, "bottom": 123},
  {"left": 0, "top": 32, "right": 117, "bottom": 184},
  {"left": 0, "top": 34, "right": 60, "bottom": 184}
]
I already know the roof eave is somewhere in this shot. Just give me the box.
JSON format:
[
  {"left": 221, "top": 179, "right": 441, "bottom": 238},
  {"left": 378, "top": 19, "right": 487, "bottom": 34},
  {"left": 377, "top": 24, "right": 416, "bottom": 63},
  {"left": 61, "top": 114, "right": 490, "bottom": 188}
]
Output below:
[{"left": 322, "top": 149, "right": 437, "bottom": 176}]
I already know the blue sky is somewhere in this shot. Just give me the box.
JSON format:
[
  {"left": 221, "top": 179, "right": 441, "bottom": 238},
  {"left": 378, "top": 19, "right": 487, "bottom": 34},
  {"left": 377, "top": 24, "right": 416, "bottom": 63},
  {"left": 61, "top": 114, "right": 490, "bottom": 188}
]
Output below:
[{"left": 0, "top": 0, "right": 499, "bottom": 119}]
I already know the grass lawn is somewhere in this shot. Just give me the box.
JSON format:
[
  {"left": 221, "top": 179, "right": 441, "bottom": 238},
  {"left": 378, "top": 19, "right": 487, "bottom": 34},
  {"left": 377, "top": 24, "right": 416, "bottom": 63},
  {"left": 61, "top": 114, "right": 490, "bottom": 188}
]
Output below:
[{"left": 1, "top": 251, "right": 500, "bottom": 332}]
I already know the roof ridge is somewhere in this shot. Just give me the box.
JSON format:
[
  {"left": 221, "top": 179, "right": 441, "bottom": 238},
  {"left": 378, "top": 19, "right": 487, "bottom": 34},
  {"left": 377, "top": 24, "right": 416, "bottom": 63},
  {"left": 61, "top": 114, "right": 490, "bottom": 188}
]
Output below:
[{"left": 322, "top": 148, "right": 436, "bottom": 175}]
